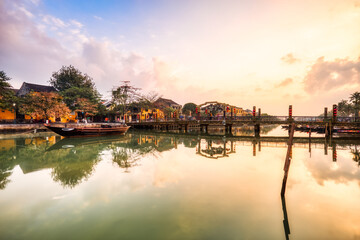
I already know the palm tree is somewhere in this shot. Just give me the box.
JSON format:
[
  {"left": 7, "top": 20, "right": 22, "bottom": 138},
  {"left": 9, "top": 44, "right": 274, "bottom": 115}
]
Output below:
[{"left": 350, "top": 92, "right": 360, "bottom": 118}]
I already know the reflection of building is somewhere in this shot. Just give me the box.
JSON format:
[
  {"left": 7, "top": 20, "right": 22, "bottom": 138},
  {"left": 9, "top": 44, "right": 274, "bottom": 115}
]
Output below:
[{"left": 196, "top": 138, "right": 236, "bottom": 159}]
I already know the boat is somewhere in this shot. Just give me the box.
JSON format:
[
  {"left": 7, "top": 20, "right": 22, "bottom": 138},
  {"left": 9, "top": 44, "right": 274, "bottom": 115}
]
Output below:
[{"left": 44, "top": 124, "right": 130, "bottom": 137}]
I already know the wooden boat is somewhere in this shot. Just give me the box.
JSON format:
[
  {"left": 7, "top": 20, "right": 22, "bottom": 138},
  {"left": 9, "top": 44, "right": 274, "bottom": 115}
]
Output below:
[{"left": 44, "top": 124, "right": 130, "bottom": 137}]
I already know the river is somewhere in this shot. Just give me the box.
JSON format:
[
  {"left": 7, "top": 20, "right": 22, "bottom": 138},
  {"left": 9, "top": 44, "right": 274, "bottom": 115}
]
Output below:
[{"left": 0, "top": 126, "right": 359, "bottom": 239}]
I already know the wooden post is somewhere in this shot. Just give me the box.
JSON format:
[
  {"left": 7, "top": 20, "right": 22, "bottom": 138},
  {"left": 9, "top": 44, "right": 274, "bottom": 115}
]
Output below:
[
  {"left": 332, "top": 144, "right": 337, "bottom": 162},
  {"left": 258, "top": 141, "right": 261, "bottom": 152},
  {"left": 253, "top": 141, "right": 256, "bottom": 156},
  {"left": 333, "top": 104, "right": 337, "bottom": 122},
  {"left": 324, "top": 107, "right": 328, "bottom": 119},
  {"left": 258, "top": 108, "right": 261, "bottom": 118},
  {"left": 254, "top": 124, "right": 260, "bottom": 137},
  {"left": 289, "top": 105, "right": 292, "bottom": 120},
  {"left": 281, "top": 196, "right": 291, "bottom": 239},
  {"left": 281, "top": 123, "right": 295, "bottom": 197}
]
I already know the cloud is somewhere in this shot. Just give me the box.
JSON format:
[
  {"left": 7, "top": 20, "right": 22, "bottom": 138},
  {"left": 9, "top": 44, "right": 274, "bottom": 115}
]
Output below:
[
  {"left": 42, "top": 15, "right": 66, "bottom": 28},
  {"left": 303, "top": 56, "right": 360, "bottom": 94},
  {"left": 281, "top": 53, "right": 300, "bottom": 64},
  {"left": 70, "top": 20, "right": 83, "bottom": 28},
  {"left": 94, "top": 16, "right": 102, "bottom": 21},
  {"left": 276, "top": 78, "right": 293, "bottom": 87}
]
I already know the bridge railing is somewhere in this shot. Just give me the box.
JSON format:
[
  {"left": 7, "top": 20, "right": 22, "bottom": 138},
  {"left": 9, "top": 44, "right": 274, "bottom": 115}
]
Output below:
[{"left": 128, "top": 116, "right": 360, "bottom": 123}]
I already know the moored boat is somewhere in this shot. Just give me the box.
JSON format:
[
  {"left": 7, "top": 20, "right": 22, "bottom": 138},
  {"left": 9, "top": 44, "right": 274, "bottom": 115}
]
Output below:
[{"left": 44, "top": 124, "right": 130, "bottom": 137}]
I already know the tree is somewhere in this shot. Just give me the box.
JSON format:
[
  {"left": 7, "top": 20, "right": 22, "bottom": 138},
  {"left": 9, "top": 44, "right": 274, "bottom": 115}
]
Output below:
[
  {"left": 337, "top": 99, "right": 352, "bottom": 116},
  {"left": 163, "top": 107, "right": 176, "bottom": 119},
  {"left": 49, "top": 65, "right": 100, "bottom": 111},
  {"left": 111, "top": 81, "right": 141, "bottom": 116},
  {"left": 182, "top": 102, "right": 197, "bottom": 115},
  {"left": 75, "top": 98, "right": 98, "bottom": 118},
  {"left": 350, "top": 92, "right": 360, "bottom": 118},
  {"left": 20, "top": 92, "right": 71, "bottom": 120},
  {"left": 0, "top": 71, "right": 16, "bottom": 110}
]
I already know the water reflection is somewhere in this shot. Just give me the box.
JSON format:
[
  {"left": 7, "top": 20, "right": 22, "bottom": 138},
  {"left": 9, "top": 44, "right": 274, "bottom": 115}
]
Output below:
[
  {"left": 1, "top": 133, "right": 360, "bottom": 190},
  {"left": 1, "top": 131, "right": 360, "bottom": 239}
]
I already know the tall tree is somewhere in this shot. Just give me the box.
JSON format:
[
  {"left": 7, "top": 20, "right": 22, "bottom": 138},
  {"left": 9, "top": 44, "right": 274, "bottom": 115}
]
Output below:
[
  {"left": 350, "top": 92, "right": 360, "bottom": 118},
  {"left": 111, "top": 81, "right": 140, "bottom": 116},
  {"left": 49, "top": 65, "right": 100, "bottom": 111},
  {"left": 136, "top": 91, "right": 161, "bottom": 110},
  {"left": 182, "top": 102, "right": 197, "bottom": 115},
  {"left": 20, "top": 92, "right": 70, "bottom": 120},
  {"left": 0, "top": 71, "right": 16, "bottom": 110}
]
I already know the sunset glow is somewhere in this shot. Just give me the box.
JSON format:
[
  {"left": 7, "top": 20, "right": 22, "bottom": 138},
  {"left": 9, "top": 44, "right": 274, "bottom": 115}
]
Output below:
[{"left": 1, "top": 0, "right": 359, "bottom": 114}]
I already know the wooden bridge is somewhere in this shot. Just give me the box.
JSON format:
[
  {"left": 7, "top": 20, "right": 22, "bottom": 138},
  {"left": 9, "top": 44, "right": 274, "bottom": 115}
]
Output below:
[
  {"left": 127, "top": 103, "right": 360, "bottom": 136},
  {"left": 127, "top": 115, "right": 360, "bottom": 137}
]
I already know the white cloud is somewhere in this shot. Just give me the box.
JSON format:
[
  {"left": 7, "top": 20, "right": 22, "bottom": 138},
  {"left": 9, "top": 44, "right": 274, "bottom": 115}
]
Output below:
[
  {"left": 303, "top": 57, "right": 360, "bottom": 94},
  {"left": 28, "top": 0, "right": 40, "bottom": 6},
  {"left": 70, "top": 20, "right": 83, "bottom": 28},
  {"left": 42, "top": 14, "right": 66, "bottom": 28}
]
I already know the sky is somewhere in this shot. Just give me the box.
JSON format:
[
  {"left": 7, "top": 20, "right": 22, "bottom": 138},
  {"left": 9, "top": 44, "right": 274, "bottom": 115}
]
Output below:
[{"left": 0, "top": 0, "right": 360, "bottom": 115}]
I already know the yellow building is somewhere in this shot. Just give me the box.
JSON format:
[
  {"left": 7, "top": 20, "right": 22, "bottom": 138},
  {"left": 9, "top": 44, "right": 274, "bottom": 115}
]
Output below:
[
  {"left": 0, "top": 109, "right": 16, "bottom": 122},
  {"left": 0, "top": 82, "right": 77, "bottom": 123}
]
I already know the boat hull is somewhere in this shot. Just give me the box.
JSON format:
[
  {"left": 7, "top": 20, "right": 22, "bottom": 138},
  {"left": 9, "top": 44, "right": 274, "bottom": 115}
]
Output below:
[{"left": 44, "top": 124, "right": 130, "bottom": 137}]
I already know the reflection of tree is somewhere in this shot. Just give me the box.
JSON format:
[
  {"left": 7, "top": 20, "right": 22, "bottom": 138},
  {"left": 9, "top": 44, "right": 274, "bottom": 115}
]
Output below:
[
  {"left": 182, "top": 138, "right": 197, "bottom": 148},
  {"left": 110, "top": 146, "right": 139, "bottom": 171},
  {"left": 50, "top": 147, "right": 101, "bottom": 188},
  {"left": 0, "top": 148, "right": 16, "bottom": 189},
  {"left": 352, "top": 146, "right": 360, "bottom": 166}
]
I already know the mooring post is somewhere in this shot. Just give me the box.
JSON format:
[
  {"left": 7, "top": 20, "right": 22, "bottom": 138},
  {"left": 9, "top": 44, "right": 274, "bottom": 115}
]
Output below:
[
  {"left": 258, "top": 140, "right": 261, "bottom": 152},
  {"left": 258, "top": 108, "right": 261, "bottom": 119},
  {"left": 324, "top": 138, "right": 328, "bottom": 155},
  {"left": 253, "top": 141, "right": 256, "bottom": 156},
  {"left": 281, "top": 196, "right": 291, "bottom": 240},
  {"left": 254, "top": 124, "right": 260, "bottom": 137},
  {"left": 281, "top": 123, "right": 295, "bottom": 197},
  {"left": 332, "top": 144, "right": 337, "bottom": 162},
  {"left": 252, "top": 106, "right": 256, "bottom": 120},
  {"left": 324, "top": 107, "right": 328, "bottom": 120},
  {"left": 332, "top": 104, "right": 337, "bottom": 122},
  {"left": 288, "top": 105, "right": 292, "bottom": 121}
]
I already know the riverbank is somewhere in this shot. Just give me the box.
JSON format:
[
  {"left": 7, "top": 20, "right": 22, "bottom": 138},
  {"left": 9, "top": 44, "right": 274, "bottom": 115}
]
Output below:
[{"left": 0, "top": 123, "right": 47, "bottom": 133}]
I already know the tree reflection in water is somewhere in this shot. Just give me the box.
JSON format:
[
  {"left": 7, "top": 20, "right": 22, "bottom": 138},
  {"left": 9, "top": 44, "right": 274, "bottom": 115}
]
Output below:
[
  {"left": 2, "top": 132, "right": 360, "bottom": 191},
  {"left": 352, "top": 146, "right": 360, "bottom": 166}
]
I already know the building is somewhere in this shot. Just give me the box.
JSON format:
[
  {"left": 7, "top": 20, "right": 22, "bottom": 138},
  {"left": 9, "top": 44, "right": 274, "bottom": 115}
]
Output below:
[
  {"left": 0, "top": 82, "right": 76, "bottom": 123},
  {"left": 17, "top": 82, "right": 57, "bottom": 97},
  {"left": 154, "top": 97, "right": 182, "bottom": 111},
  {"left": 0, "top": 89, "right": 18, "bottom": 123}
]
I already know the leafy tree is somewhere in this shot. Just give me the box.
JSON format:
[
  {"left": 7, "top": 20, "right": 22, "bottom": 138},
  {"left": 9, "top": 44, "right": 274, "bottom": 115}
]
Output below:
[
  {"left": 75, "top": 98, "right": 98, "bottom": 117},
  {"left": 0, "top": 71, "right": 16, "bottom": 110},
  {"left": 20, "top": 92, "right": 71, "bottom": 120},
  {"left": 337, "top": 99, "right": 352, "bottom": 116},
  {"left": 111, "top": 81, "right": 140, "bottom": 116},
  {"left": 350, "top": 92, "right": 360, "bottom": 118},
  {"left": 182, "top": 102, "right": 197, "bottom": 115},
  {"left": 163, "top": 107, "right": 176, "bottom": 118},
  {"left": 49, "top": 65, "right": 100, "bottom": 111}
]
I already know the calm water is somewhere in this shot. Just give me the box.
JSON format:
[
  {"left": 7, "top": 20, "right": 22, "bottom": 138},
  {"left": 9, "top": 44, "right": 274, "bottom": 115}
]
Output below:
[{"left": 1, "top": 127, "right": 360, "bottom": 240}]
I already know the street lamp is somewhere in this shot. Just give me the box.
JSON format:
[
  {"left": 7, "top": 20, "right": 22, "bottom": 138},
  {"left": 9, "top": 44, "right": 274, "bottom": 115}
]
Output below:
[{"left": 13, "top": 103, "right": 16, "bottom": 124}]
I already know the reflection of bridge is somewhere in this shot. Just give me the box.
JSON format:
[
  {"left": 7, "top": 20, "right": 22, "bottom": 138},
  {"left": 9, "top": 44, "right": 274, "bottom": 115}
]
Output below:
[{"left": 193, "top": 135, "right": 358, "bottom": 161}]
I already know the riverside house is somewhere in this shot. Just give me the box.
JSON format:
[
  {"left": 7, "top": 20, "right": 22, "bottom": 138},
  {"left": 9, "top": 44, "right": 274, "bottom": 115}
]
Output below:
[{"left": 0, "top": 82, "right": 76, "bottom": 123}]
